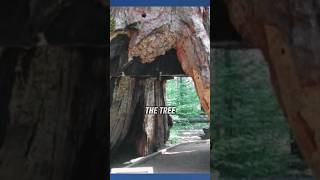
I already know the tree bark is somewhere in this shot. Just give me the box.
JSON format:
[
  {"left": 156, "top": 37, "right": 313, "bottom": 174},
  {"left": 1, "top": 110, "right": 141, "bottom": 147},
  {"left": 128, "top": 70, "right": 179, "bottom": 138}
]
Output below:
[
  {"left": 111, "top": 7, "right": 210, "bottom": 115},
  {"left": 225, "top": 0, "right": 320, "bottom": 178},
  {"left": 0, "top": 47, "right": 106, "bottom": 180},
  {"left": 110, "top": 77, "right": 170, "bottom": 156},
  {"left": 110, "top": 7, "right": 210, "bottom": 157}
]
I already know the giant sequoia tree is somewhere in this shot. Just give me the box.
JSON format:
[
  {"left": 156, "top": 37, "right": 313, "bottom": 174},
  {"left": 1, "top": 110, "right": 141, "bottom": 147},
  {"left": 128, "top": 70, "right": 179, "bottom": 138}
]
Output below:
[
  {"left": 0, "top": 1, "right": 107, "bottom": 180},
  {"left": 110, "top": 7, "right": 210, "bottom": 157}
]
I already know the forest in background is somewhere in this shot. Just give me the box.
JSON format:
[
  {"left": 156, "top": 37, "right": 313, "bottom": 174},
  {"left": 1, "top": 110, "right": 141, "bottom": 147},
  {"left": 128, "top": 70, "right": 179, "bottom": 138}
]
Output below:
[
  {"left": 165, "top": 77, "right": 208, "bottom": 144},
  {"left": 166, "top": 77, "right": 203, "bottom": 119},
  {"left": 211, "top": 49, "right": 311, "bottom": 178}
]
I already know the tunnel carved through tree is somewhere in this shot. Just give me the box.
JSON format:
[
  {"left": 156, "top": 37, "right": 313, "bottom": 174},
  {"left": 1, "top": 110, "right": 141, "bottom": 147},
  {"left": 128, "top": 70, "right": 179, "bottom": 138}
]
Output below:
[{"left": 110, "top": 7, "right": 210, "bottom": 157}]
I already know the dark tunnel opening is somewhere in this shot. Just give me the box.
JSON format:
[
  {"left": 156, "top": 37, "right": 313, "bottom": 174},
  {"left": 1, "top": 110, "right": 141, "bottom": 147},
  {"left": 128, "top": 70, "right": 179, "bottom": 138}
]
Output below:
[{"left": 110, "top": 34, "right": 186, "bottom": 77}]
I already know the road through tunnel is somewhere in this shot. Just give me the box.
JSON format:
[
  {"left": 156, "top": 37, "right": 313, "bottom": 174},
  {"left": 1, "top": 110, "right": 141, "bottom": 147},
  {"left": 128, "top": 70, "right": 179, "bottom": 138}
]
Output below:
[
  {"left": 109, "top": 24, "right": 211, "bottom": 171},
  {"left": 110, "top": 34, "right": 189, "bottom": 160},
  {"left": 110, "top": 7, "right": 211, "bottom": 163}
]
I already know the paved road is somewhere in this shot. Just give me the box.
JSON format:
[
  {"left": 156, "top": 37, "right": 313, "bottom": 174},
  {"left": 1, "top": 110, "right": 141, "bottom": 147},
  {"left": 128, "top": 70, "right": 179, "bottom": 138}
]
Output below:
[{"left": 131, "top": 140, "right": 210, "bottom": 173}]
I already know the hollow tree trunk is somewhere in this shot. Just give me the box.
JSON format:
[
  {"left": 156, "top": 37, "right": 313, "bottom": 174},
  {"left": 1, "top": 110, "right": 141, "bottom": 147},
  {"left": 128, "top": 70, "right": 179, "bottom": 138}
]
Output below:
[
  {"left": 110, "top": 7, "right": 210, "bottom": 156},
  {"left": 0, "top": 47, "right": 106, "bottom": 180},
  {"left": 111, "top": 7, "right": 210, "bottom": 115},
  {"left": 110, "top": 34, "right": 171, "bottom": 156},
  {"left": 225, "top": 0, "right": 320, "bottom": 178},
  {"left": 0, "top": 1, "right": 107, "bottom": 180},
  {"left": 110, "top": 76, "right": 170, "bottom": 155}
]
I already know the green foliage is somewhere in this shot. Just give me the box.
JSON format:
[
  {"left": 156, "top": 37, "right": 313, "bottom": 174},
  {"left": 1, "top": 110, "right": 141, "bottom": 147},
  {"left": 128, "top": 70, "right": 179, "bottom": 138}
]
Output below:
[
  {"left": 166, "top": 77, "right": 208, "bottom": 145},
  {"left": 211, "top": 50, "right": 308, "bottom": 177},
  {"left": 166, "top": 77, "right": 202, "bottom": 119},
  {"left": 214, "top": 136, "right": 291, "bottom": 177}
]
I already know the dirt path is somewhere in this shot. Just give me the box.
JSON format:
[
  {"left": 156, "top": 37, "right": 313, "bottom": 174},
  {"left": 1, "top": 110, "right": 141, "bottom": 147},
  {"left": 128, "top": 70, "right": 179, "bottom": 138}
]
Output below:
[
  {"left": 130, "top": 140, "right": 210, "bottom": 173},
  {"left": 166, "top": 122, "right": 209, "bottom": 145}
]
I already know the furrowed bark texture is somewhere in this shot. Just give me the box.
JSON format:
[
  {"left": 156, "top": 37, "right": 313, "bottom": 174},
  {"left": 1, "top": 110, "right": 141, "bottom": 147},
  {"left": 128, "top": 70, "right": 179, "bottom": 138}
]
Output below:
[
  {"left": 111, "top": 7, "right": 210, "bottom": 115},
  {"left": 110, "top": 34, "right": 170, "bottom": 156},
  {"left": 110, "top": 8, "right": 210, "bottom": 156},
  {"left": 0, "top": 47, "right": 107, "bottom": 180},
  {"left": 110, "top": 77, "right": 170, "bottom": 156},
  {"left": 0, "top": 1, "right": 107, "bottom": 180}
]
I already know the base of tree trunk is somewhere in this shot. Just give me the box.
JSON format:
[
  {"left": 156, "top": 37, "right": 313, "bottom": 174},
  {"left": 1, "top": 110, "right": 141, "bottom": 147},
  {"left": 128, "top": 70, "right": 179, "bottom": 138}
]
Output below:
[
  {"left": 0, "top": 47, "right": 107, "bottom": 180},
  {"left": 110, "top": 77, "right": 170, "bottom": 156}
]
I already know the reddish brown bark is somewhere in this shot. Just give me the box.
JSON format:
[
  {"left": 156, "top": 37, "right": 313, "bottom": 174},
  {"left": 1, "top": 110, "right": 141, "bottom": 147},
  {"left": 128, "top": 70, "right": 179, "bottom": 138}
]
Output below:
[
  {"left": 110, "top": 7, "right": 210, "bottom": 157},
  {"left": 225, "top": 0, "right": 320, "bottom": 178},
  {"left": 111, "top": 7, "right": 210, "bottom": 116}
]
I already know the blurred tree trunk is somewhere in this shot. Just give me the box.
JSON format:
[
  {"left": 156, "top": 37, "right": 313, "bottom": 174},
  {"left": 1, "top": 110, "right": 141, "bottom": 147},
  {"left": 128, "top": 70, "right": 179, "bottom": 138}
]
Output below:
[
  {"left": 225, "top": 0, "right": 320, "bottom": 177},
  {"left": 0, "top": 47, "right": 106, "bottom": 180}
]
